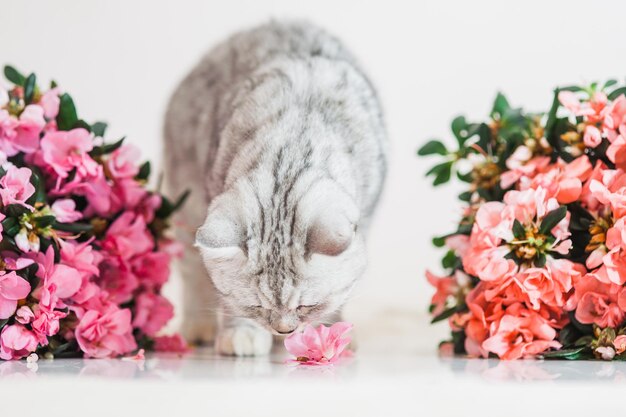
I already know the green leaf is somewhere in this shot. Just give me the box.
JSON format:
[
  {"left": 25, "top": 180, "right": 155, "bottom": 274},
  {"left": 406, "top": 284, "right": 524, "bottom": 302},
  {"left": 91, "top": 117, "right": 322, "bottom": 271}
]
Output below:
[
  {"left": 540, "top": 346, "right": 588, "bottom": 360},
  {"left": 23, "top": 73, "right": 36, "bottom": 104},
  {"left": 4, "top": 204, "right": 29, "bottom": 218},
  {"left": 1, "top": 217, "right": 19, "bottom": 237},
  {"left": 451, "top": 116, "right": 468, "bottom": 145},
  {"left": 73, "top": 119, "right": 92, "bottom": 131},
  {"left": 90, "top": 137, "right": 126, "bottom": 157},
  {"left": 512, "top": 219, "right": 525, "bottom": 239},
  {"left": 441, "top": 250, "right": 458, "bottom": 269},
  {"left": 458, "top": 191, "right": 472, "bottom": 202},
  {"left": 418, "top": 140, "right": 448, "bottom": 156},
  {"left": 34, "top": 215, "right": 56, "bottom": 229},
  {"left": 491, "top": 92, "right": 510, "bottom": 118},
  {"left": 539, "top": 206, "right": 567, "bottom": 235},
  {"left": 56, "top": 93, "right": 78, "bottom": 131},
  {"left": 91, "top": 122, "right": 108, "bottom": 138},
  {"left": 136, "top": 161, "right": 151, "bottom": 181},
  {"left": 603, "top": 79, "right": 618, "bottom": 90},
  {"left": 432, "top": 236, "right": 446, "bottom": 247},
  {"left": 535, "top": 252, "right": 547, "bottom": 268},
  {"left": 559, "top": 85, "right": 584, "bottom": 92},
  {"left": 609, "top": 87, "right": 626, "bottom": 101},
  {"left": 172, "top": 189, "right": 190, "bottom": 212},
  {"left": 51, "top": 221, "right": 93, "bottom": 234},
  {"left": 456, "top": 171, "right": 472, "bottom": 183},
  {"left": 426, "top": 161, "right": 453, "bottom": 186},
  {"left": 431, "top": 306, "right": 457, "bottom": 324},
  {"left": 475, "top": 123, "right": 492, "bottom": 153},
  {"left": 3, "top": 65, "right": 25, "bottom": 85}
]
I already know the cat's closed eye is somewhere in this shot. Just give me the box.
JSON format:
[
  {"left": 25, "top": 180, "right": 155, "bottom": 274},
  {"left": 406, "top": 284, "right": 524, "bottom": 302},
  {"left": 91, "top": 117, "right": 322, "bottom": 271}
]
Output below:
[{"left": 296, "top": 304, "right": 321, "bottom": 316}]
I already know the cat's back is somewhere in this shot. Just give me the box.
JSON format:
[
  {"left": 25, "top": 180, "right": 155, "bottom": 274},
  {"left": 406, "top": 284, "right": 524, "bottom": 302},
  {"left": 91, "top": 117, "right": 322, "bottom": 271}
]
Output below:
[{"left": 164, "top": 21, "right": 355, "bottom": 185}]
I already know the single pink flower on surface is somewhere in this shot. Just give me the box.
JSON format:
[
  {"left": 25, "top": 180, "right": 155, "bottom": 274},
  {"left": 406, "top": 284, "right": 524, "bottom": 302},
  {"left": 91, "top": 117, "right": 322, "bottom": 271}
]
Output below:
[
  {"left": 0, "top": 324, "right": 39, "bottom": 360},
  {"left": 74, "top": 304, "right": 137, "bottom": 358},
  {"left": 0, "top": 271, "right": 31, "bottom": 319},
  {"left": 51, "top": 198, "right": 82, "bottom": 223},
  {"left": 0, "top": 165, "right": 35, "bottom": 209},
  {"left": 132, "top": 291, "right": 174, "bottom": 337},
  {"left": 105, "top": 145, "right": 140, "bottom": 180},
  {"left": 153, "top": 334, "right": 190, "bottom": 353},
  {"left": 121, "top": 348, "right": 145, "bottom": 361},
  {"left": 284, "top": 322, "right": 353, "bottom": 366},
  {"left": 40, "top": 128, "right": 99, "bottom": 179}
]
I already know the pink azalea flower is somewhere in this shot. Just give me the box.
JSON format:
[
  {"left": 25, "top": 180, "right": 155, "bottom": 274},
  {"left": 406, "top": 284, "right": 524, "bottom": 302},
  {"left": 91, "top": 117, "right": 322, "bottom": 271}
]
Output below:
[
  {"left": 10, "top": 105, "right": 45, "bottom": 155},
  {"left": 614, "top": 335, "right": 626, "bottom": 355},
  {"left": 40, "top": 128, "right": 99, "bottom": 179},
  {"left": 0, "top": 271, "right": 31, "bottom": 319},
  {"left": 0, "top": 165, "right": 35, "bottom": 209},
  {"left": 102, "top": 211, "right": 154, "bottom": 259},
  {"left": 105, "top": 145, "right": 140, "bottom": 180},
  {"left": 0, "top": 324, "right": 39, "bottom": 360},
  {"left": 29, "top": 247, "right": 82, "bottom": 309},
  {"left": 426, "top": 270, "right": 458, "bottom": 316},
  {"left": 51, "top": 198, "right": 82, "bottom": 222},
  {"left": 39, "top": 88, "right": 60, "bottom": 119},
  {"left": 132, "top": 292, "right": 174, "bottom": 336},
  {"left": 284, "top": 322, "right": 353, "bottom": 365},
  {"left": 132, "top": 251, "right": 170, "bottom": 290},
  {"left": 74, "top": 304, "right": 137, "bottom": 359},
  {"left": 519, "top": 156, "right": 592, "bottom": 204},
  {"left": 153, "top": 334, "right": 189, "bottom": 353},
  {"left": 481, "top": 306, "right": 561, "bottom": 360},
  {"left": 15, "top": 306, "right": 34, "bottom": 325},
  {"left": 567, "top": 274, "right": 626, "bottom": 328},
  {"left": 30, "top": 306, "right": 67, "bottom": 344},
  {"left": 96, "top": 255, "right": 139, "bottom": 304},
  {"left": 59, "top": 238, "right": 102, "bottom": 280}
]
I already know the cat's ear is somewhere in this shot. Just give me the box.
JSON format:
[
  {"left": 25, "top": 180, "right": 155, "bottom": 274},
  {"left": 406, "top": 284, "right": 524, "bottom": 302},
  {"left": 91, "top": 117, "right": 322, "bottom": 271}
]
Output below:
[
  {"left": 304, "top": 183, "right": 359, "bottom": 257},
  {"left": 195, "top": 194, "right": 246, "bottom": 262},
  {"left": 306, "top": 212, "right": 355, "bottom": 257}
]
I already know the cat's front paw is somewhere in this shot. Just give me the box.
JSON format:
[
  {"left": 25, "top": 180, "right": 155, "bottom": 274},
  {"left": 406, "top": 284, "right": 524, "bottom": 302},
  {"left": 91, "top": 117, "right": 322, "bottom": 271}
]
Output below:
[{"left": 215, "top": 323, "right": 272, "bottom": 356}]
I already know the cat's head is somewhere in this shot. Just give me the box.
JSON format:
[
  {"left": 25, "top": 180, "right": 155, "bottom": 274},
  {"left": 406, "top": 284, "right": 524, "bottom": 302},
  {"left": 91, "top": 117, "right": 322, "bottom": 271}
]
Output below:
[{"left": 195, "top": 177, "right": 365, "bottom": 335}]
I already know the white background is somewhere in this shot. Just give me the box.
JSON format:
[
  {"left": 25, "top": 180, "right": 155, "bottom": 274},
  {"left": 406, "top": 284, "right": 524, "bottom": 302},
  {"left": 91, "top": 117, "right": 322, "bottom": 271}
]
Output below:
[{"left": 3, "top": 0, "right": 626, "bottom": 325}]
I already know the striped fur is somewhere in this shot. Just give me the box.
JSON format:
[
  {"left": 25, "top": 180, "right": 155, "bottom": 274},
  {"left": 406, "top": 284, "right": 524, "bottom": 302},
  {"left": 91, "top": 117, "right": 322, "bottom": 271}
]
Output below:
[{"left": 164, "top": 20, "right": 387, "bottom": 356}]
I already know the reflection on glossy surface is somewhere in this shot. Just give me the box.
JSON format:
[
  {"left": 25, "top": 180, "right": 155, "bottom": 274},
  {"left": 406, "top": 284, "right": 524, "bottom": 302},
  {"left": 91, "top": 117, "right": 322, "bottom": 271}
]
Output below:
[{"left": 1, "top": 346, "right": 626, "bottom": 383}]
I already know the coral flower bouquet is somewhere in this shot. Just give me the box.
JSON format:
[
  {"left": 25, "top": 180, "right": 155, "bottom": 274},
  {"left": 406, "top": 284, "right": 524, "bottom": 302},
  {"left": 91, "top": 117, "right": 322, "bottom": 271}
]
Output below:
[
  {"left": 420, "top": 80, "right": 626, "bottom": 360},
  {"left": 0, "top": 65, "right": 187, "bottom": 360}
]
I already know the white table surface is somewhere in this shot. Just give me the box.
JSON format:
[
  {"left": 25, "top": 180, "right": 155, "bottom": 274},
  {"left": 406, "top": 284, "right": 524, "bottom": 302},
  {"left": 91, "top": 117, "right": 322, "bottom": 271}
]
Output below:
[{"left": 0, "top": 311, "right": 622, "bottom": 416}]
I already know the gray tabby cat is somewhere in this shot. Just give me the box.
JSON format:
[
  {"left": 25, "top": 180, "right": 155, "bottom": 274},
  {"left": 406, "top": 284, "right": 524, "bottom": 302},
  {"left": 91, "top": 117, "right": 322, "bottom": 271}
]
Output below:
[{"left": 164, "top": 20, "right": 387, "bottom": 356}]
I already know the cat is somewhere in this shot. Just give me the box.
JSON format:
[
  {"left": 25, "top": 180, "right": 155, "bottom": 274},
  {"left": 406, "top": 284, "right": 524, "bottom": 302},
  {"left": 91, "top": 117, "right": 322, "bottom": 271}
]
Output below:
[{"left": 163, "top": 20, "right": 387, "bottom": 356}]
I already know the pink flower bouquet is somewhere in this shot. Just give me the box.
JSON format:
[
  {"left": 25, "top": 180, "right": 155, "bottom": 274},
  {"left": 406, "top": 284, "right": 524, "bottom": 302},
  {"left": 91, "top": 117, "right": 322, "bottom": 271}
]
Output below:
[
  {"left": 420, "top": 80, "right": 626, "bottom": 360},
  {"left": 0, "top": 65, "right": 187, "bottom": 359}
]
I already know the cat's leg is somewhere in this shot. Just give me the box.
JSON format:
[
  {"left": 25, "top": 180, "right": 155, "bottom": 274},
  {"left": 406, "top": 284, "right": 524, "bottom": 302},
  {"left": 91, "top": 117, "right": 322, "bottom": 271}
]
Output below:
[
  {"left": 215, "top": 311, "right": 273, "bottom": 357},
  {"left": 179, "top": 244, "right": 219, "bottom": 345}
]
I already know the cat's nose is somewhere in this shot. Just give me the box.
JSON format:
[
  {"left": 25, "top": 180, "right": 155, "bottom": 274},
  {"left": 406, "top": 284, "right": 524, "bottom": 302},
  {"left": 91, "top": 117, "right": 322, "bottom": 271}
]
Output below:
[
  {"left": 272, "top": 321, "right": 297, "bottom": 335},
  {"left": 270, "top": 313, "right": 298, "bottom": 335}
]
